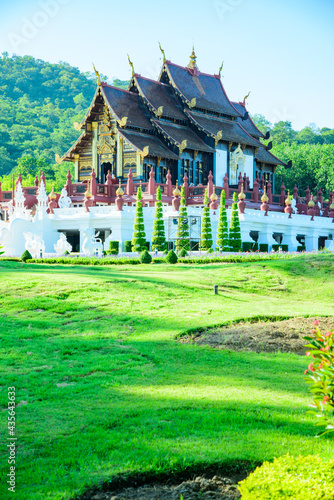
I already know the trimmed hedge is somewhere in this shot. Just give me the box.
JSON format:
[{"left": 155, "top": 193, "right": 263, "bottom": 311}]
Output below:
[
  {"left": 107, "top": 241, "right": 119, "bottom": 255},
  {"left": 259, "top": 243, "right": 269, "bottom": 252},
  {"left": 124, "top": 240, "right": 132, "bottom": 252},
  {"left": 297, "top": 245, "right": 306, "bottom": 252},
  {"left": 238, "top": 454, "right": 334, "bottom": 499},
  {"left": 272, "top": 244, "right": 289, "bottom": 252},
  {"left": 242, "top": 242, "right": 258, "bottom": 252}
]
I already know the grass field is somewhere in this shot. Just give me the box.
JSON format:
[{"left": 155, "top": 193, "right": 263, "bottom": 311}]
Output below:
[{"left": 1, "top": 254, "right": 334, "bottom": 500}]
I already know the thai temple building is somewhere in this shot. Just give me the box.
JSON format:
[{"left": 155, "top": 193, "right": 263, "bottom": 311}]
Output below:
[{"left": 0, "top": 48, "right": 334, "bottom": 257}]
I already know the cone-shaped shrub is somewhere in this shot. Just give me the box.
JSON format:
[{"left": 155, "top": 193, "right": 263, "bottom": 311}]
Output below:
[
  {"left": 21, "top": 249, "right": 32, "bottom": 262},
  {"left": 178, "top": 247, "right": 188, "bottom": 257},
  {"left": 131, "top": 186, "right": 147, "bottom": 252},
  {"left": 216, "top": 189, "right": 229, "bottom": 251},
  {"left": 175, "top": 186, "right": 189, "bottom": 252},
  {"left": 151, "top": 186, "right": 166, "bottom": 251},
  {"left": 139, "top": 249, "right": 152, "bottom": 264},
  {"left": 200, "top": 188, "right": 213, "bottom": 251},
  {"left": 165, "top": 249, "right": 178, "bottom": 264},
  {"left": 229, "top": 192, "right": 242, "bottom": 252}
]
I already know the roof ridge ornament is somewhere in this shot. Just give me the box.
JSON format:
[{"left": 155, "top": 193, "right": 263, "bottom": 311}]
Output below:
[
  {"left": 92, "top": 63, "right": 101, "bottom": 86},
  {"left": 188, "top": 97, "right": 196, "bottom": 109},
  {"left": 187, "top": 46, "right": 198, "bottom": 70},
  {"left": 243, "top": 91, "right": 251, "bottom": 105},
  {"left": 127, "top": 54, "right": 135, "bottom": 77},
  {"left": 218, "top": 61, "right": 224, "bottom": 76},
  {"left": 158, "top": 42, "right": 166, "bottom": 63}
]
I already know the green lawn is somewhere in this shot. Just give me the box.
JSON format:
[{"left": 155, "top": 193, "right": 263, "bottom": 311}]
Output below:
[{"left": 1, "top": 254, "right": 334, "bottom": 500}]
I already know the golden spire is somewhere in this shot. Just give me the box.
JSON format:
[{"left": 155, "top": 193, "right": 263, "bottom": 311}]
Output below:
[
  {"left": 173, "top": 180, "right": 181, "bottom": 197},
  {"left": 308, "top": 194, "right": 315, "bottom": 208},
  {"left": 49, "top": 185, "right": 57, "bottom": 200},
  {"left": 261, "top": 186, "right": 268, "bottom": 203},
  {"left": 285, "top": 190, "right": 292, "bottom": 206},
  {"left": 158, "top": 42, "right": 166, "bottom": 63},
  {"left": 187, "top": 46, "right": 198, "bottom": 69},
  {"left": 210, "top": 185, "right": 218, "bottom": 202},
  {"left": 243, "top": 91, "right": 251, "bottom": 104},
  {"left": 127, "top": 54, "right": 135, "bottom": 77},
  {"left": 238, "top": 184, "right": 246, "bottom": 200},
  {"left": 116, "top": 180, "right": 124, "bottom": 196},
  {"left": 218, "top": 61, "right": 224, "bottom": 76},
  {"left": 92, "top": 63, "right": 101, "bottom": 86},
  {"left": 330, "top": 199, "right": 334, "bottom": 211},
  {"left": 84, "top": 181, "right": 92, "bottom": 199}
]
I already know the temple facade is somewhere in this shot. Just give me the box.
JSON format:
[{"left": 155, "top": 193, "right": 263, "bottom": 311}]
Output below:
[{"left": 61, "top": 49, "right": 285, "bottom": 193}]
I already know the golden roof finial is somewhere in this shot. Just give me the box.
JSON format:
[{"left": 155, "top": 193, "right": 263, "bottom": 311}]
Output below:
[
  {"left": 92, "top": 63, "right": 101, "bottom": 86},
  {"left": 116, "top": 180, "right": 124, "bottom": 196},
  {"left": 173, "top": 180, "right": 181, "bottom": 197},
  {"left": 158, "top": 42, "right": 166, "bottom": 63},
  {"left": 243, "top": 91, "right": 251, "bottom": 104},
  {"left": 219, "top": 61, "right": 224, "bottom": 76},
  {"left": 210, "top": 185, "right": 218, "bottom": 202},
  {"left": 187, "top": 46, "right": 198, "bottom": 69},
  {"left": 127, "top": 54, "right": 135, "bottom": 77},
  {"left": 49, "top": 185, "right": 57, "bottom": 200},
  {"left": 285, "top": 190, "right": 292, "bottom": 206},
  {"left": 238, "top": 184, "right": 246, "bottom": 200},
  {"left": 261, "top": 185, "right": 268, "bottom": 203},
  {"left": 308, "top": 194, "right": 315, "bottom": 208},
  {"left": 84, "top": 180, "right": 92, "bottom": 199}
]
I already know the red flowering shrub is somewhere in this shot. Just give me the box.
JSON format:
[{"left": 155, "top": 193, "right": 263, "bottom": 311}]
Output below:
[{"left": 304, "top": 320, "right": 334, "bottom": 436}]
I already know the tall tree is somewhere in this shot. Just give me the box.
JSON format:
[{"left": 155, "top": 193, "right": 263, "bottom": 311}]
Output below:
[
  {"left": 216, "top": 189, "right": 229, "bottom": 251},
  {"left": 200, "top": 189, "right": 213, "bottom": 251},
  {"left": 175, "top": 186, "right": 189, "bottom": 252},
  {"left": 151, "top": 186, "right": 166, "bottom": 251},
  {"left": 229, "top": 192, "right": 242, "bottom": 252},
  {"left": 131, "top": 186, "right": 147, "bottom": 252}
]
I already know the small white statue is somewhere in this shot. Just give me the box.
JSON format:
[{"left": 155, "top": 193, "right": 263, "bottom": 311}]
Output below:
[
  {"left": 58, "top": 188, "right": 72, "bottom": 209},
  {"left": 291, "top": 198, "right": 297, "bottom": 214},
  {"left": 24, "top": 232, "right": 45, "bottom": 258},
  {"left": 82, "top": 228, "right": 103, "bottom": 256},
  {"left": 54, "top": 233, "right": 72, "bottom": 256}
]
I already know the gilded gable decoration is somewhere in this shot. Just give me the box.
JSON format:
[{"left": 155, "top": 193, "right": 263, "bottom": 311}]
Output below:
[
  {"left": 97, "top": 136, "right": 116, "bottom": 155},
  {"left": 230, "top": 143, "right": 245, "bottom": 184},
  {"left": 189, "top": 97, "right": 196, "bottom": 109},
  {"left": 139, "top": 146, "right": 149, "bottom": 163},
  {"left": 117, "top": 116, "right": 128, "bottom": 128},
  {"left": 214, "top": 130, "right": 223, "bottom": 148},
  {"left": 178, "top": 139, "right": 187, "bottom": 155}
]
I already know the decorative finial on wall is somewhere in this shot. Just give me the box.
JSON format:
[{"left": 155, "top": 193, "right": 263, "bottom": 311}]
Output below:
[
  {"left": 158, "top": 42, "right": 166, "bottom": 63},
  {"left": 127, "top": 54, "right": 135, "bottom": 77},
  {"left": 92, "top": 63, "right": 101, "bottom": 86}
]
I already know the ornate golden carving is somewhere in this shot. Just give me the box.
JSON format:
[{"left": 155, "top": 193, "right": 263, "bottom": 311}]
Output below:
[
  {"left": 92, "top": 122, "right": 99, "bottom": 130},
  {"left": 127, "top": 54, "right": 135, "bottom": 77},
  {"left": 158, "top": 42, "right": 166, "bottom": 63},
  {"left": 254, "top": 147, "right": 259, "bottom": 156},
  {"left": 97, "top": 136, "right": 116, "bottom": 154},
  {"left": 157, "top": 157, "right": 162, "bottom": 167},
  {"left": 243, "top": 91, "right": 251, "bottom": 103},
  {"left": 214, "top": 130, "right": 223, "bottom": 148},
  {"left": 92, "top": 63, "right": 101, "bottom": 86},
  {"left": 193, "top": 150, "right": 198, "bottom": 160},
  {"left": 117, "top": 116, "right": 128, "bottom": 128},
  {"left": 241, "top": 144, "right": 246, "bottom": 151},
  {"left": 219, "top": 61, "right": 224, "bottom": 76},
  {"left": 155, "top": 106, "right": 163, "bottom": 118},
  {"left": 178, "top": 140, "right": 187, "bottom": 155},
  {"left": 189, "top": 97, "right": 196, "bottom": 109},
  {"left": 55, "top": 154, "right": 62, "bottom": 164},
  {"left": 228, "top": 142, "right": 233, "bottom": 152},
  {"left": 139, "top": 146, "right": 149, "bottom": 163},
  {"left": 87, "top": 123, "right": 92, "bottom": 131}
]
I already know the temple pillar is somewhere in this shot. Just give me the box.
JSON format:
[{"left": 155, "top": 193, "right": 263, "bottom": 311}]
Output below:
[
  {"left": 74, "top": 154, "right": 79, "bottom": 182},
  {"left": 136, "top": 152, "right": 142, "bottom": 179},
  {"left": 117, "top": 135, "right": 123, "bottom": 177},
  {"left": 305, "top": 231, "right": 319, "bottom": 252},
  {"left": 92, "top": 122, "right": 98, "bottom": 176},
  {"left": 281, "top": 229, "right": 299, "bottom": 252},
  {"left": 257, "top": 225, "right": 277, "bottom": 251}
]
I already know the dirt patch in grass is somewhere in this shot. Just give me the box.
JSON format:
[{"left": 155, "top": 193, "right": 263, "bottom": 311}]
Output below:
[
  {"left": 179, "top": 317, "right": 334, "bottom": 355},
  {"left": 78, "top": 471, "right": 246, "bottom": 500}
]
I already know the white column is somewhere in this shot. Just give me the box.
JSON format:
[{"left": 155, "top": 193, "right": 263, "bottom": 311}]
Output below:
[{"left": 281, "top": 229, "right": 299, "bottom": 251}]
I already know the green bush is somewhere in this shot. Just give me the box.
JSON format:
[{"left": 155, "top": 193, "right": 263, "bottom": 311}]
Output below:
[
  {"left": 229, "top": 192, "right": 242, "bottom": 252},
  {"left": 124, "top": 240, "right": 132, "bottom": 252},
  {"left": 272, "top": 244, "right": 289, "bottom": 252},
  {"left": 21, "top": 249, "right": 32, "bottom": 262},
  {"left": 151, "top": 185, "right": 167, "bottom": 251},
  {"left": 139, "top": 249, "right": 152, "bottom": 264},
  {"left": 259, "top": 243, "right": 269, "bottom": 252},
  {"left": 242, "top": 242, "right": 258, "bottom": 252},
  {"left": 178, "top": 248, "right": 188, "bottom": 257},
  {"left": 297, "top": 245, "right": 306, "bottom": 252},
  {"left": 238, "top": 454, "right": 334, "bottom": 499},
  {"left": 165, "top": 250, "right": 178, "bottom": 264},
  {"left": 64, "top": 250, "right": 70, "bottom": 255},
  {"left": 108, "top": 241, "right": 119, "bottom": 255}
]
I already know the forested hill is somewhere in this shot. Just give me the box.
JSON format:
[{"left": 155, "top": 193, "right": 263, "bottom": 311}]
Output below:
[
  {"left": 0, "top": 52, "right": 98, "bottom": 175},
  {"left": 0, "top": 52, "right": 333, "bottom": 196}
]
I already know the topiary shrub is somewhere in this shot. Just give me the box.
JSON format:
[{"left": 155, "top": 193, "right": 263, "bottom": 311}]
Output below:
[
  {"left": 64, "top": 250, "right": 70, "bottom": 255},
  {"left": 238, "top": 454, "right": 334, "bottom": 499},
  {"left": 272, "top": 244, "right": 289, "bottom": 252},
  {"left": 131, "top": 186, "right": 147, "bottom": 252},
  {"left": 139, "top": 249, "right": 152, "bottom": 264},
  {"left": 151, "top": 185, "right": 167, "bottom": 251},
  {"left": 124, "top": 240, "right": 132, "bottom": 252},
  {"left": 165, "top": 249, "right": 178, "bottom": 264},
  {"left": 229, "top": 192, "right": 242, "bottom": 252},
  {"left": 108, "top": 241, "right": 119, "bottom": 255},
  {"left": 259, "top": 243, "right": 269, "bottom": 252},
  {"left": 242, "top": 242, "right": 258, "bottom": 252},
  {"left": 21, "top": 250, "right": 32, "bottom": 262},
  {"left": 216, "top": 189, "right": 229, "bottom": 251},
  {"left": 200, "top": 188, "right": 213, "bottom": 251},
  {"left": 297, "top": 245, "right": 306, "bottom": 252},
  {"left": 178, "top": 248, "right": 188, "bottom": 257}
]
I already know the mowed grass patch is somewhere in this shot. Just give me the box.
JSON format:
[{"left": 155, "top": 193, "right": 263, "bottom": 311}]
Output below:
[{"left": 0, "top": 255, "right": 334, "bottom": 499}]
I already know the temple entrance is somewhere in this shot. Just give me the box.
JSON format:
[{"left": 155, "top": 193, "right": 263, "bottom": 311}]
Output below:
[
  {"left": 59, "top": 230, "right": 80, "bottom": 253},
  {"left": 318, "top": 236, "right": 327, "bottom": 250},
  {"left": 101, "top": 162, "right": 113, "bottom": 184}
]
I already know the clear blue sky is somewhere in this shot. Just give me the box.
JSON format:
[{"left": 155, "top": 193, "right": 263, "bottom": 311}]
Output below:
[{"left": 1, "top": 0, "right": 333, "bottom": 130}]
